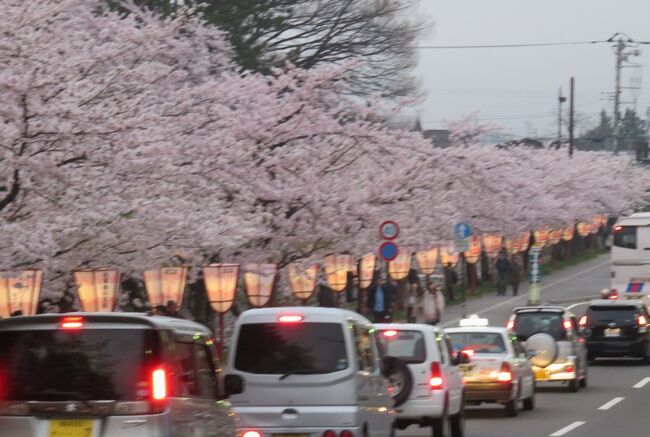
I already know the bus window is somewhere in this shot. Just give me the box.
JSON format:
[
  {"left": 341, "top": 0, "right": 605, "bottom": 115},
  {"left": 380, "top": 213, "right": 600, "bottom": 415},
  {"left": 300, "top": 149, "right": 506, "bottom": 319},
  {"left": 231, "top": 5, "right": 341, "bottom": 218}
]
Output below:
[{"left": 613, "top": 226, "right": 637, "bottom": 249}]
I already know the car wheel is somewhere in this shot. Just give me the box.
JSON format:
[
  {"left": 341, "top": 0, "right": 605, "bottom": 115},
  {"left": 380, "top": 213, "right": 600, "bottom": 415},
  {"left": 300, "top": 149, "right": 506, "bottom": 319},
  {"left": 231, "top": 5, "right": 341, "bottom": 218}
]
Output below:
[
  {"left": 568, "top": 378, "right": 579, "bottom": 392},
  {"left": 522, "top": 391, "right": 535, "bottom": 410},
  {"left": 641, "top": 349, "right": 650, "bottom": 365},
  {"left": 579, "top": 369, "right": 587, "bottom": 388},
  {"left": 386, "top": 358, "right": 413, "bottom": 407},
  {"left": 449, "top": 403, "right": 465, "bottom": 437},
  {"left": 388, "top": 423, "right": 395, "bottom": 437},
  {"left": 432, "top": 403, "right": 449, "bottom": 437},
  {"left": 505, "top": 398, "right": 518, "bottom": 417}
]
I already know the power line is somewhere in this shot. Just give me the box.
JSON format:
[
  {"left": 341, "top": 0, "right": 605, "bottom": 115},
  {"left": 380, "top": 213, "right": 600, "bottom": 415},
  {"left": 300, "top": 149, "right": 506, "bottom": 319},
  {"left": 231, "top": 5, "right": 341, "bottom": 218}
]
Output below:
[{"left": 417, "top": 39, "right": 650, "bottom": 49}]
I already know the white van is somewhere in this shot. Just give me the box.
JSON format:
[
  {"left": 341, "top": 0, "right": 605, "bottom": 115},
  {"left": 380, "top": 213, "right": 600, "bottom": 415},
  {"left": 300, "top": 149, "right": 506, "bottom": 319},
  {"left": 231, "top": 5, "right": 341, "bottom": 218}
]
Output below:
[
  {"left": 0, "top": 312, "right": 238, "bottom": 437},
  {"left": 610, "top": 213, "right": 650, "bottom": 301},
  {"left": 226, "top": 307, "right": 395, "bottom": 437}
]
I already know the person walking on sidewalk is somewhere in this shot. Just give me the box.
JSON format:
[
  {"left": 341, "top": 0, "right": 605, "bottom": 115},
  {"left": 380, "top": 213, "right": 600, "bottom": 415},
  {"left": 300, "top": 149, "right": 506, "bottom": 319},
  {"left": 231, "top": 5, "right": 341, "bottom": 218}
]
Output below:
[
  {"left": 496, "top": 248, "right": 511, "bottom": 296},
  {"left": 367, "top": 275, "right": 395, "bottom": 323},
  {"left": 510, "top": 255, "right": 522, "bottom": 296},
  {"left": 443, "top": 262, "right": 457, "bottom": 302},
  {"left": 406, "top": 281, "right": 421, "bottom": 323},
  {"left": 422, "top": 279, "right": 445, "bottom": 325}
]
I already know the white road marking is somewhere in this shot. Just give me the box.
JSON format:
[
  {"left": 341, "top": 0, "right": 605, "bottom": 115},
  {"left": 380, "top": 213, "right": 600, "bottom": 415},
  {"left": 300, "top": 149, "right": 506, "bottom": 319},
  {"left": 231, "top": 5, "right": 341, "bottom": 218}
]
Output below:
[
  {"left": 442, "top": 258, "right": 611, "bottom": 327},
  {"left": 633, "top": 377, "right": 650, "bottom": 388},
  {"left": 598, "top": 397, "right": 625, "bottom": 410},
  {"left": 549, "top": 421, "right": 586, "bottom": 436}
]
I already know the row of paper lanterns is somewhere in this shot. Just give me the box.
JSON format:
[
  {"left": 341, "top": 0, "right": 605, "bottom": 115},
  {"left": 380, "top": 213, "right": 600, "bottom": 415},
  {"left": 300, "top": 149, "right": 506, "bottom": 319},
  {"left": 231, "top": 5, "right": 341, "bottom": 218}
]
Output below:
[{"left": 0, "top": 216, "right": 607, "bottom": 317}]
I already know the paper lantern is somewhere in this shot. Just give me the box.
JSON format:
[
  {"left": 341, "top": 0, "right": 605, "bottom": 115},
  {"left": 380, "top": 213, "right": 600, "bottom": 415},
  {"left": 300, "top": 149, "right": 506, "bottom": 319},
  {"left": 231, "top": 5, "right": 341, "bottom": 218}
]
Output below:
[
  {"left": 562, "top": 226, "right": 575, "bottom": 241},
  {"left": 482, "top": 233, "right": 503, "bottom": 258},
  {"left": 576, "top": 221, "right": 591, "bottom": 237},
  {"left": 73, "top": 269, "right": 120, "bottom": 312},
  {"left": 144, "top": 266, "right": 188, "bottom": 308},
  {"left": 358, "top": 253, "right": 376, "bottom": 289},
  {"left": 548, "top": 229, "right": 562, "bottom": 245},
  {"left": 388, "top": 248, "right": 412, "bottom": 280},
  {"left": 203, "top": 264, "right": 239, "bottom": 314},
  {"left": 288, "top": 262, "right": 319, "bottom": 302},
  {"left": 464, "top": 236, "right": 482, "bottom": 264},
  {"left": 504, "top": 238, "right": 519, "bottom": 255},
  {"left": 416, "top": 247, "right": 438, "bottom": 275},
  {"left": 323, "top": 254, "right": 353, "bottom": 292},
  {"left": 243, "top": 263, "right": 277, "bottom": 307},
  {"left": 0, "top": 269, "right": 43, "bottom": 317},
  {"left": 591, "top": 215, "right": 602, "bottom": 234},
  {"left": 534, "top": 226, "right": 549, "bottom": 247},
  {"left": 440, "top": 243, "right": 459, "bottom": 266}
]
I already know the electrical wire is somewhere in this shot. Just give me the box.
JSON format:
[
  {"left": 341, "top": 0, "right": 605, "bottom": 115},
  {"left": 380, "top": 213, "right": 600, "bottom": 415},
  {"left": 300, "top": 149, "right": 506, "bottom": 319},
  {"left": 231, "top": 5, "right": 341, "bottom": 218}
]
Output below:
[{"left": 417, "top": 40, "right": 607, "bottom": 49}]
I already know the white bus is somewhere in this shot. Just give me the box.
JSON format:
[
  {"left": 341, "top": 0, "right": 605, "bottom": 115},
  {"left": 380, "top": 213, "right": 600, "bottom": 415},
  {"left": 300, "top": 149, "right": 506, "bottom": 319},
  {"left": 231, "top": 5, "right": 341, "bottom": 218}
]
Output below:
[{"left": 610, "top": 213, "right": 650, "bottom": 299}]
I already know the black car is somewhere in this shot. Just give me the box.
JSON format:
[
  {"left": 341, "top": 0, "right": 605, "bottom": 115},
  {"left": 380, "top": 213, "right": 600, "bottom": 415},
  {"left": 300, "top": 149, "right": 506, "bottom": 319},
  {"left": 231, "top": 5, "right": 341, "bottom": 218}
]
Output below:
[{"left": 581, "top": 299, "right": 650, "bottom": 363}]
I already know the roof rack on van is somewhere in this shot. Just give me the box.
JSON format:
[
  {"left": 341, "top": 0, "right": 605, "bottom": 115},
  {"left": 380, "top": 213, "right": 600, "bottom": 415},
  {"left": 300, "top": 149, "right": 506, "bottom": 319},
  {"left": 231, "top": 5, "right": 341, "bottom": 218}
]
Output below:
[{"left": 513, "top": 306, "right": 564, "bottom": 313}]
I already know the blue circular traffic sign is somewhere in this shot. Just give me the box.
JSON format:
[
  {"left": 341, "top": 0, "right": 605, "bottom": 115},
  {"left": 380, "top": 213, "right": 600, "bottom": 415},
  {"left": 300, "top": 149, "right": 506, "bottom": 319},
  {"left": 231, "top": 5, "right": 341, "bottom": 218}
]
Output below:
[{"left": 379, "top": 241, "right": 399, "bottom": 262}]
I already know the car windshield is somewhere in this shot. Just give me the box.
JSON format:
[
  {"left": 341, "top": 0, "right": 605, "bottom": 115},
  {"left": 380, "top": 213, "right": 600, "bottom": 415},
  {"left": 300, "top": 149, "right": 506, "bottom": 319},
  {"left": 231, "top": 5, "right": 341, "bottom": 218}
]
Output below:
[
  {"left": 514, "top": 312, "right": 567, "bottom": 341},
  {"left": 375, "top": 330, "right": 426, "bottom": 363},
  {"left": 234, "top": 322, "right": 347, "bottom": 374},
  {"left": 587, "top": 306, "right": 638, "bottom": 324},
  {"left": 447, "top": 332, "right": 507, "bottom": 354},
  {"left": 0, "top": 328, "right": 160, "bottom": 401}
]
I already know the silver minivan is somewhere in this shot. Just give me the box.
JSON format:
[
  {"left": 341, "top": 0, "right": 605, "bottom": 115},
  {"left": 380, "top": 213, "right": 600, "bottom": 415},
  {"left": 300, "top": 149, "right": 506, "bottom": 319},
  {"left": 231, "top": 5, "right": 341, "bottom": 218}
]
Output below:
[
  {"left": 0, "top": 312, "right": 238, "bottom": 436},
  {"left": 226, "top": 307, "right": 395, "bottom": 437}
]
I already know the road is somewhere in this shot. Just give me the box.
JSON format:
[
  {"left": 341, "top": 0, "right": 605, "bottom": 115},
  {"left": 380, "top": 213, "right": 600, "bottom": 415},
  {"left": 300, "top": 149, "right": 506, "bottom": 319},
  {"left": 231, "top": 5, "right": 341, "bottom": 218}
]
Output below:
[{"left": 398, "top": 254, "right": 650, "bottom": 436}]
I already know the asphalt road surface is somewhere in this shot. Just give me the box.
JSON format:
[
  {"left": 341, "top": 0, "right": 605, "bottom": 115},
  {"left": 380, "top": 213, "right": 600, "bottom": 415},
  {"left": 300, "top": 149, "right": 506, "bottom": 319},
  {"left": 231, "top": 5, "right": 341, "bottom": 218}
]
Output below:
[{"left": 398, "top": 254, "right": 650, "bottom": 437}]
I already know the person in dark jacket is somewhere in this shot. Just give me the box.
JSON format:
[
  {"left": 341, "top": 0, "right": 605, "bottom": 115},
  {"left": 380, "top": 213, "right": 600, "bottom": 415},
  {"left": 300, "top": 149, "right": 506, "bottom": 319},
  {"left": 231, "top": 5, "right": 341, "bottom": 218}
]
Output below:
[
  {"left": 366, "top": 275, "right": 396, "bottom": 323},
  {"left": 496, "top": 249, "right": 511, "bottom": 296},
  {"left": 510, "top": 255, "right": 523, "bottom": 296}
]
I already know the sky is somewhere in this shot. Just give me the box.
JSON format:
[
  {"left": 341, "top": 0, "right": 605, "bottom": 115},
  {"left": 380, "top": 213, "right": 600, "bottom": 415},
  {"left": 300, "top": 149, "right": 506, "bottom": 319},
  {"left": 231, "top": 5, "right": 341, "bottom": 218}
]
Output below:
[{"left": 411, "top": 0, "right": 650, "bottom": 140}]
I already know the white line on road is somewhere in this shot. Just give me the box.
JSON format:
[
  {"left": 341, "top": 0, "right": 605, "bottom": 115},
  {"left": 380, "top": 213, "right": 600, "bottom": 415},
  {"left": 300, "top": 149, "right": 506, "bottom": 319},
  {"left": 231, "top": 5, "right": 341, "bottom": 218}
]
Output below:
[
  {"left": 598, "top": 397, "right": 625, "bottom": 410},
  {"left": 442, "top": 258, "right": 611, "bottom": 327},
  {"left": 549, "top": 421, "right": 586, "bottom": 436},
  {"left": 633, "top": 377, "right": 650, "bottom": 388}
]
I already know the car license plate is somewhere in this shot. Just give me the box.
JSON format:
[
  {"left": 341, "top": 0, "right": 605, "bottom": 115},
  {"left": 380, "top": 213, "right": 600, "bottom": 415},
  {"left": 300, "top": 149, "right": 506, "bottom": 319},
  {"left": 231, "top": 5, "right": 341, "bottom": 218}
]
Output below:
[
  {"left": 605, "top": 328, "right": 621, "bottom": 337},
  {"left": 534, "top": 369, "right": 550, "bottom": 380},
  {"left": 50, "top": 419, "right": 94, "bottom": 437}
]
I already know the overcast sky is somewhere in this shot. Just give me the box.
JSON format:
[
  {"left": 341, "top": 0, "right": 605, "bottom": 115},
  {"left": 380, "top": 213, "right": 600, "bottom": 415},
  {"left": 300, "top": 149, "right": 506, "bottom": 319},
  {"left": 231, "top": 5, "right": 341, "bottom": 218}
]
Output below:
[{"left": 412, "top": 0, "right": 650, "bottom": 140}]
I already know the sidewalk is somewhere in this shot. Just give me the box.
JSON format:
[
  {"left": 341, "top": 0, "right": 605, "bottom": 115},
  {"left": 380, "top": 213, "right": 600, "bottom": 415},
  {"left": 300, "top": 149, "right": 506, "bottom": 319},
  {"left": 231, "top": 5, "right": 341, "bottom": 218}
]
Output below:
[{"left": 438, "top": 253, "right": 610, "bottom": 327}]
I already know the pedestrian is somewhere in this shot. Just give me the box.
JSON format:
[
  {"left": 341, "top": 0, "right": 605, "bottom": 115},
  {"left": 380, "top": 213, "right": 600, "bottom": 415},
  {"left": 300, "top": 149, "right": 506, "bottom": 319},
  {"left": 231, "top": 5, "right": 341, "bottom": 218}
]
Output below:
[
  {"left": 317, "top": 281, "right": 336, "bottom": 307},
  {"left": 366, "top": 274, "right": 395, "bottom": 323},
  {"left": 406, "top": 282, "right": 420, "bottom": 323},
  {"left": 510, "top": 255, "right": 522, "bottom": 296},
  {"left": 443, "top": 262, "right": 457, "bottom": 302},
  {"left": 422, "top": 279, "right": 445, "bottom": 325},
  {"left": 166, "top": 300, "right": 182, "bottom": 318},
  {"left": 153, "top": 305, "right": 168, "bottom": 316},
  {"left": 496, "top": 248, "right": 511, "bottom": 296}
]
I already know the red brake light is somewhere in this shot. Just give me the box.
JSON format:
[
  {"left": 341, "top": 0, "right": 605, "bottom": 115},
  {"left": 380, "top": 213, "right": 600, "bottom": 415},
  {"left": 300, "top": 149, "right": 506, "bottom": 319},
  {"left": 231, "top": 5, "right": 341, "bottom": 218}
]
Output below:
[
  {"left": 430, "top": 362, "right": 444, "bottom": 389},
  {"left": 152, "top": 368, "right": 167, "bottom": 401},
  {"left": 383, "top": 330, "right": 398, "bottom": 337},
  {"left": 60, "top": 316, "right": 84, "bottom": 329},
  {"left": 243, "top": 432, "right": 261, "bottom": 437},
  {"left": 497, "top": 362, "right": 512, "bottom": 382},
  {"left": 278, "top": 315, "right": 303, "bottom": 323},
  {"left": 340, "top": 431, "right": 353, "bottom": 437},
  {"left": 461, "top": 349, "right": 474, "bottom": 357},
  {"left": 323, "top": 431, "right": 336, "bottom": 437},
  {"left": 609, "top": 289, "right": 619, "bottom": 300},
  {"left": 563, "top": 320, "right": 573, "bottom": 331},
  {"left": 613, "top": 225, "right": 623, "bottom": 232},
  {"left": 579, "top": 315, "right": 587, "bottom": 327},
  {"left": 506, "top": 320, "right": 514, "bottom": 330}
]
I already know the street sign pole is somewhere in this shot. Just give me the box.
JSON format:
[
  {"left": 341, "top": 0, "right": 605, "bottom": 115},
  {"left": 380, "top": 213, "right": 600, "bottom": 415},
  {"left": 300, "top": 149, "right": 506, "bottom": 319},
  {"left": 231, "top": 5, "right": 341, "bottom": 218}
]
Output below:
[{"left": 528, "top": 245, "right": 543, "bottom": 305}]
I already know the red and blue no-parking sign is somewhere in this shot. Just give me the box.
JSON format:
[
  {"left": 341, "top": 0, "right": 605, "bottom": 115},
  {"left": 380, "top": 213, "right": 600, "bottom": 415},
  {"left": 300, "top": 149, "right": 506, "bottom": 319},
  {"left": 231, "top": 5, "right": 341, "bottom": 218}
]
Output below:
[
  {"left": 379, "top": 241, "right": 399, "bottom": 262},
  {"left": 379, "top": 220, "right": 400, "bottom": 240}
]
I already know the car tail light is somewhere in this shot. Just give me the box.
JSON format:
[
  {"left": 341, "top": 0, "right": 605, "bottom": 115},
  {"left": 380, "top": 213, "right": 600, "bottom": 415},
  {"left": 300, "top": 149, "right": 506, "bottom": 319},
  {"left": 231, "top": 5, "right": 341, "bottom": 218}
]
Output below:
[
  {"left": 60, "top": 316, "right": 84, "bottom": 329},
  {"left": 579, "top": 315, "right": 587, "bottom": 327},
  {"left": 563, "top": 320, "right": 573, "bottom": 331},
  {"left": 340, "top": 431, "right": 354, "bottom": 437},
  {"left": 565, "top": 365, "right": 574, "bottom": 373},
  {"left": 430, "top": 362, "right": 444, "bottom": 389},
  {"left": 497, "top": 362, "right": 512, "bottom": 383},
  {"left": 461, "top": 349, "right": 474, "bottom": 357},
  {"left": 383, "top": 330, "right": 398, "bottom": 337},
  {"left": 613, "top": 225, "right": 623, "bottom": 232},
  {"left": 506, "top": 320, "right": 514, "bottom": 330},
  {"left": 638, "top": 315, "right": 648, "bottom": 333},
  {"left": 322, "top": 431, "right": 336, "bottom": 437},
  {"left": 608, "top": 289, "right": 619, "bottom": 300},
  {"left": 278, "top": 315, "right": 303, "bottom": 323},
  {"left": 152, "top": 368, "right": 167, "bottom": 400},
  {"left": 243, "top": 432, "right": 261, "bottom": 437}
]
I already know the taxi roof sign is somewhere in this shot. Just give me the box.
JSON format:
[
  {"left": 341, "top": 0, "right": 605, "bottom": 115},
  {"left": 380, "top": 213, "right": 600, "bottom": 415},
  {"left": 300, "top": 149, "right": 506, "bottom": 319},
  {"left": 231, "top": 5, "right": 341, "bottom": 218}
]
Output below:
[{"left": 459, "top": 314, "right": 489, "bottom": 327}]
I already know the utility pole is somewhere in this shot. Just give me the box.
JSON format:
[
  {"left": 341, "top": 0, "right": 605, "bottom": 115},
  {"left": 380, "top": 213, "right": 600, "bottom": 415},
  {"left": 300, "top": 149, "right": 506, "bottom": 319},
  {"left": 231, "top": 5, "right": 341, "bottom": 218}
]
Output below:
[
  {"left": 557, "top": 88, "right": 566, "bottom": 150},
  {"left": 613, "top": 38, "right": 624, "bottom": 155},
  {"left": 569, "top": 77, "right": 575, "bottom": 158}
]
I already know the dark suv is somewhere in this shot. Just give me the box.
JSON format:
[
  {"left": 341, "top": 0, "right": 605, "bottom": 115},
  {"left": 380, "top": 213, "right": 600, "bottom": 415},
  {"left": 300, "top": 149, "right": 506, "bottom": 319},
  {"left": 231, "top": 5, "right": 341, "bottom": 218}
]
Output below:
[{"left": 582, "top": 299, "right": 650, "bottom": 363}]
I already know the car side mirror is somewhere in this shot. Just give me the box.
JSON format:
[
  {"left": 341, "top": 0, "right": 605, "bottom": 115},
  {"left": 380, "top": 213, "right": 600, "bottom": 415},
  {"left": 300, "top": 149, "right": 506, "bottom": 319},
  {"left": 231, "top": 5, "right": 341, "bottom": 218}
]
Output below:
[
  {"left": 526, "top": 349, "right": 536, "bottom": 359},
  {"left": 456, "top": 350, "right": 471, "bottom": 365},
  {"left": 224, "top": 374, "right": 244, "bottom": 397}
]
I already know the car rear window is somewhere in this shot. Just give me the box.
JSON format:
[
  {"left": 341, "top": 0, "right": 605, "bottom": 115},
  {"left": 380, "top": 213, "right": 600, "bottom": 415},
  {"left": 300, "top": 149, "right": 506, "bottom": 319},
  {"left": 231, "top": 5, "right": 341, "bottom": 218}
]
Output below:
[
  {"left": 587, "top": 306, "right": 638, "bottom": 324},
  {"left": 613, "top": 226, "right": 637, "bottom": 249},
  {"left": 0, "top": 328, "right": 160, "bottom": 401},
  {"left": 234, "top": 322, "right": 347, "bottom": 374},
  {"left": 447, "top": 332, "right": 506, "bottom": 354},
  {"left": 514, "top": 312, "right": 567, "bottom": 341},
  {"left": 375, "top": 330, "right": 426, "bottom": 363}
]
